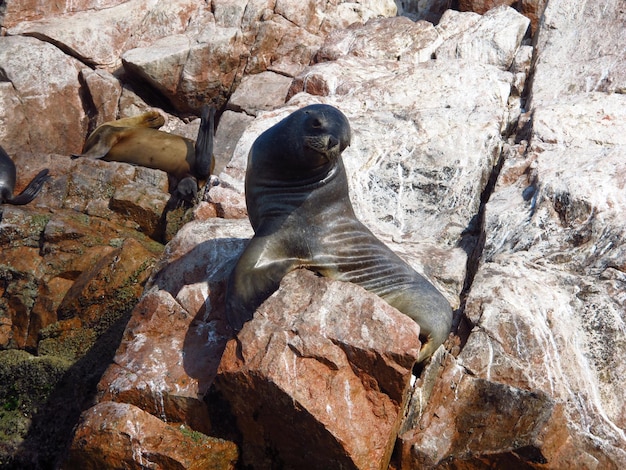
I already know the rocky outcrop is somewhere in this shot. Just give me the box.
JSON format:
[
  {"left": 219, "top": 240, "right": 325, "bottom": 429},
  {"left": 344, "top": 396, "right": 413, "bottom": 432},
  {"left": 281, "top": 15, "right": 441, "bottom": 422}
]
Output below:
[
  {"left": 2, "top": 0, "right": 625, "bottom": 469},
  {"left": 216, "top": 270, "right": 421, "bottom": 469},
  {"left": 63, "top": 401, "right": 238, "bottom": 470}
]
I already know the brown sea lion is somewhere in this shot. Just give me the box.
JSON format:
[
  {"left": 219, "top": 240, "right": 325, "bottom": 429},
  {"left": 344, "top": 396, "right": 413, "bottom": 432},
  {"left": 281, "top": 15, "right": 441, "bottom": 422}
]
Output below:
[
  {"left": 225, "top": 104, "right": 453, "bottom": 362},
  {"left": 74, "top": 106, "right": 215, "bottom": 201}
]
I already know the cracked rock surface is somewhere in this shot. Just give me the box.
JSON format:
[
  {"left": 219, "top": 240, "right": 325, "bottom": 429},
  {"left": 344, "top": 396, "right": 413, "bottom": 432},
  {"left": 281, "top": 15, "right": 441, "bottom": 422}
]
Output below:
[{"left": 1, "top": 0, "right": 625, "bottom": 468}]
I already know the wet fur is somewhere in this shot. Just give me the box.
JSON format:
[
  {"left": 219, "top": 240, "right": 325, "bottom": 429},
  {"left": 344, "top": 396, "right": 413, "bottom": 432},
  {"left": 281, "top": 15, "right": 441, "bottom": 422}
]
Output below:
[{"left": 225, "top": 104, "right": 452, "bottom": 362}]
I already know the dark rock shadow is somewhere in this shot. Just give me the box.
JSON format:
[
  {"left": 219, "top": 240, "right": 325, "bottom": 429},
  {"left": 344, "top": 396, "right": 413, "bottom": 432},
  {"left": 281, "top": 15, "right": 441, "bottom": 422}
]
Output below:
[
  {"left": 166, "top": 237, "right": 247, "bottom": 445},
  {"left": 8, "top": 309, "right": 132, "bottom": 470},
  {"left": 148, "top": 236, "right": 247, "bottom": 394}
]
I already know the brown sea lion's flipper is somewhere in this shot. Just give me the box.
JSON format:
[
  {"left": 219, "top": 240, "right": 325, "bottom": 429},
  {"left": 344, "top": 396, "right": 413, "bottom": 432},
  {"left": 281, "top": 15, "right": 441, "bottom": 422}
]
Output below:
[
  {"left": 6, "top": 169, "right": 50, "bottom": 205},
  {"left": 71, "top": 126, "right": 125, "bottom": 159},
  {"left": 193, "top": 105, "right": 215, "bottom": 180},
  {"left": 106, "top": 110, "right": 165, "bottom": 129}
]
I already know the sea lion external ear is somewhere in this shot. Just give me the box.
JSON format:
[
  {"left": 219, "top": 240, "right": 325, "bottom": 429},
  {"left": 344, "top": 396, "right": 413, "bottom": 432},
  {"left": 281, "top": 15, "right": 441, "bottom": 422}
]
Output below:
[{"left": 194, "top": 105, "right": 215, "bottom": 180}]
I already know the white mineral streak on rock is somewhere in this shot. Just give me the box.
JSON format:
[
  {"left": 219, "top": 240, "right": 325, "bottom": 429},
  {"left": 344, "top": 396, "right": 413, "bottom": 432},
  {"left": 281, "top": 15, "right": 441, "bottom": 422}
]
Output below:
[{"left": 451, "top": 0, "right": 626, "bottom": 464}]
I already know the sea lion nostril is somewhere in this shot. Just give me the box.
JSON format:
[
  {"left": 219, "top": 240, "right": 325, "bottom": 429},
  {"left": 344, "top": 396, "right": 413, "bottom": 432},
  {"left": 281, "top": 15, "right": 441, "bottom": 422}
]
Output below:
[{"left": 328, "top": 135, "right": 339, "bottom": 149}]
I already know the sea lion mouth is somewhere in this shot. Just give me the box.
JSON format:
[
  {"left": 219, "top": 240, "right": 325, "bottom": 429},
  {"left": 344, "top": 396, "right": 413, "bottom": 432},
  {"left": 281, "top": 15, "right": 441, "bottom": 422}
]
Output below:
[{"left": 303, "top": 135, "right": 341, "bottom": 158}]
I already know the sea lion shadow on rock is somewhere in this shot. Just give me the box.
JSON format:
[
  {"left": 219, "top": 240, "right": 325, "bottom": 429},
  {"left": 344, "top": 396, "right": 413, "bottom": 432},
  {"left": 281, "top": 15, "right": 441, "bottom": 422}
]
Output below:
[
  {"left": 0, "top": 145, "right": 51, "bottom": 221},
  {"left": 148, "top": 237, "right": 248, "bottom": 390},
  {"left": 225, "top": 104, "right": 453, "bottom": 363},
  {"left": 72, "top": 105, "right": 216, "bottom": 208}
]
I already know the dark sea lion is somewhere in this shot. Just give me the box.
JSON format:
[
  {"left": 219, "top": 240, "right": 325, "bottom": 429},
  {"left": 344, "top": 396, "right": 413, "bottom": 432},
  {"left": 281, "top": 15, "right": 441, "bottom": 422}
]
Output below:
[
  {"left": 225, "top": 104, "right": 453, "bottom": 362},
  {"left": 0, "top": 145, "right": 50, "bottom": 206},
  {"left": 74, "top": 106, "right": 215, "bottom": 201}
]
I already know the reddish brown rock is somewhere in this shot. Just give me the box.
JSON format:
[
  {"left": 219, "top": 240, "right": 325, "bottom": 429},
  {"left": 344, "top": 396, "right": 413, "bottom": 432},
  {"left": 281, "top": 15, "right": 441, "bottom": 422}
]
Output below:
[
  {"left": 121, "top": 26, "right": 249, "bottom": 113},
  {"left": 216, "top": 269, "right": 421, "bottom": 470},
  {"left": 97, "top": 289, "right": 222, "bottom": 435},
  {"left": 206, "top": 184, "right": 248, "bottom": 219},
  {"left": 0, "top": 36, "right": 86, "bottom": 155},
  {"left": 63, "top": 401, "right": 238, "bottom": 470},
  {"left": 96, "top": 219, "right": 252, "bottom": 433},
  {"left": 396, "top": 353, "right": 576, "bottom": 468},
  {"left": 56, "top": 237, "right": 157, "bottom": 326}
]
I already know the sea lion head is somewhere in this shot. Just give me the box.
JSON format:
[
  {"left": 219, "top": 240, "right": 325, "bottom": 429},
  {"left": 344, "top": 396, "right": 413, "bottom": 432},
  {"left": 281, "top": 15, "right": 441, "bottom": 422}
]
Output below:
[
  {"left": 299, "top": 104, "right": 351, "bottom": 162},
  {"left": 266, "top": 104, "right": 351, "bottom": 174}
]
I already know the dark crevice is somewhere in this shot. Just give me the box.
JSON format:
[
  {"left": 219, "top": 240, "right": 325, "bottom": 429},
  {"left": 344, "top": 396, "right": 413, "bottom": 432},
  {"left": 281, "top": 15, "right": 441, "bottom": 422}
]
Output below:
[
  {"left": 16, "top": 32, "right": 97, "bottom": 69},
  {"left": 453, "top": 60, "right": 538, "bottom": 353}
]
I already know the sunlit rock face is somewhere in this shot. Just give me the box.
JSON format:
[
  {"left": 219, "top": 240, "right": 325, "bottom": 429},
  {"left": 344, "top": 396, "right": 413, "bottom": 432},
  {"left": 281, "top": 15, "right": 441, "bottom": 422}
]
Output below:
[{"left": 1, "top": 0, "right": 625, "bottom": 468}]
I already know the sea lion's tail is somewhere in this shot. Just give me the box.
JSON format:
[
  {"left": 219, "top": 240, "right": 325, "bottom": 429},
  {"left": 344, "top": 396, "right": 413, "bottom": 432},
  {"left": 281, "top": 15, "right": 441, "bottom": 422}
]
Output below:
[
  {"left": 7, "top": 169, "right": 50, "bottom": 205},
  {"left": 193, "top": 104, "right": 215, "bottom": 179}
]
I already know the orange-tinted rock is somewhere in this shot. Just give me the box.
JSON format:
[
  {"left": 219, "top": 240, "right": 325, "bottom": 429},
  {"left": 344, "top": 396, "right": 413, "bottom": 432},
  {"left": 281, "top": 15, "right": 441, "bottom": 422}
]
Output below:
[
  {"left": 395, "top": 353, "right": 605, "bottom": 469},
  {"left": 216, "top": 269, "right": 421, "bottom": 470},
  {"left": 96, "top": 219, "right": 252, "bottom": 434},
  {"left": 0, "top": 0, "right": 127, "bottom": 28},
  {"left": 56, "top": 238, "right": 157, "bottom": 327},
  {"left": 0, "top": 36, "right": 86, "bottom": 156},
  {"left": 63, "top": 401, "right": 238, "bottom": 470},
  {"left": 97, "top": 289, "right": 222, "bottom": 435}
]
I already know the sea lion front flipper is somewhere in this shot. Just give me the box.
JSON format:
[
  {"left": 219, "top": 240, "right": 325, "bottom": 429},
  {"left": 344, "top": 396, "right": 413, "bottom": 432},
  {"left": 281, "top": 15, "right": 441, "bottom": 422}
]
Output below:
[
  {"left": 225, "top": 235, "right": 297, "bottom": 331},
  {"left": 193, "top": 105, "right": 215, "bottom": 180},
  {"left": 72, "top": 126, "right": 122, "bottom": 160},
  {"left": 7, "top": 168, "right": 50, "bottom": 205}
]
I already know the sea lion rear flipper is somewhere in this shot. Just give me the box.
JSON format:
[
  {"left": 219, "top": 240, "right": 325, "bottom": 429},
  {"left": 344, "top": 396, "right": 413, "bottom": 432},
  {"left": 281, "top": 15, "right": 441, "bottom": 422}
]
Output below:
[
  {"left": 193, "top": 105, "right": 215, "bottom": 179},
  {"left": 7, "top": 169, "right": 50, "bottom": 205}
]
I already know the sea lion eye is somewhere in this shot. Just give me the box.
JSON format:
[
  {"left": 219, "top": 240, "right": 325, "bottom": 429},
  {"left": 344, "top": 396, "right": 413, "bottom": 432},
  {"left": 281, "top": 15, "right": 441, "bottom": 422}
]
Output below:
[{"left": 311, "top": 118, "right": 323, "bottom": 129}]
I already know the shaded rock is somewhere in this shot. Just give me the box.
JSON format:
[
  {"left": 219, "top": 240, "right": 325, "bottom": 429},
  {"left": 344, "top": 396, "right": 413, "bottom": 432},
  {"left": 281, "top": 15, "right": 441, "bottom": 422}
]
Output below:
[
  {"left": 395, "top": 0, "right": 452, "bottom": 23},
  {"left": 216, "top": 269, "right": 421, "bottom": 470},
  {"left": 79, "top": 68, "right": 123, "bottom": 129},
  {"left": 213, "top": 110, "right": 254, "bottom": 174},
  {"left": 109, "top": 182, "right": 170, "bottom": 238},
  {"left": 0, "top": 36, "right": 86, "bottom": 156},
  {"left": 398, "top": 352, "right": 571, "bottom": 468},
  {"left": 121, "top": 26, "right": 248, "bottom": 113},
  {"left": 0, "top": 350, "right": 71, "bottom": 464},
  {"left": 56, "top": 238, "right": 157, "bottom": 327},
  {"left": 63, "top": 401, "right": 238, "bottom": 470},
  {"left": 95, "top": 219, "right": 251, "bottom": 433}
]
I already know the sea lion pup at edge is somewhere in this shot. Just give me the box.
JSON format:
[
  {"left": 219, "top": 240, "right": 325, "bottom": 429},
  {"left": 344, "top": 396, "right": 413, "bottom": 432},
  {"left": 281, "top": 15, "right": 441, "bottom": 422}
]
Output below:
[
  {"left": 74, "top": 106, "right": 215, "bottom": 201},
  {"left": 0, "top": 145, "right": 50, "bottom": 206},
  {"left": 225, "top": 104, "right": 453, "bottom": 362}
]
